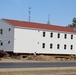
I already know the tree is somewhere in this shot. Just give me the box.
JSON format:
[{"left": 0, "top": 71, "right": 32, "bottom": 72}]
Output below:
[
  {"left": 68, "top": 17, "right": 76, "bottom": 30},
  {"left": 68, "top": 24, "right": 74, "bottom": 29},
  {"left": 72, "top": 17, "right": 76, "bottom": 28}
]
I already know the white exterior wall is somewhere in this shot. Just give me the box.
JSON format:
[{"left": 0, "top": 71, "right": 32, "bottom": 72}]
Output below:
[
  {"left": 0, "top": 20, "right": 14, "bottom": 51},
  {"left": 14, "top": 28, "right": 38, "bottom": 53},
  {"left": 14, "top": 27, "right": 76, "bottom": 55},
  {"left": 38, "top": 31, "right": 76, "bottom": 55}
]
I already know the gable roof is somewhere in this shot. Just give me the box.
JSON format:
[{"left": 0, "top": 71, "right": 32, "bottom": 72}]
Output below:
[{"left": 2, "top": 18, "right": 76, "bottom": 33}]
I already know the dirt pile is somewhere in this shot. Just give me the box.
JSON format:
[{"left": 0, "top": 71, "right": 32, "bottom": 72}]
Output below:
[{"left": 26, "top": 55, "right": 56, "bottom": 61}]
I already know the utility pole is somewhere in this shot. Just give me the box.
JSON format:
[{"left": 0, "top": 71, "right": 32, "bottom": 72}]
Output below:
[
  {"left": 47, "top": 14, "right": 50, "bottom": 24},
  {"left": 28, "top": 7, "right": 31, "bottom": 22}
]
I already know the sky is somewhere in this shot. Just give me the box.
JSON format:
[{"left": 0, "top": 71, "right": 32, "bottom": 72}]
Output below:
[{"left": 0, "top": 0, "right": 76, "bottom": 26}]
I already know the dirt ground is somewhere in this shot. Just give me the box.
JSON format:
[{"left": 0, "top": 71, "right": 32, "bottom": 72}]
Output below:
[
  {"left": 0, "top": 55, "right": 76, "bottom": 62},
  {"left": 0, "top": 55, "right": 76, "bottom": 75},
  {"left": 0, "top": 67, "right": 76, "bottom": 75}
]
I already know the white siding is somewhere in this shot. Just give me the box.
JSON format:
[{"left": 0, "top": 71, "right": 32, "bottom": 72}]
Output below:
[
  {"left": 0, "top": 20, "right": 14, "bottom": 51},
  {"left": 14, "top": 27, "right": 76, "bottom": 55},
  {"left": 37, "top": 31, "right": 76, "bottom": 54},
  {"left": 14, "top": 28, "right": 38, "bottom": 53}
]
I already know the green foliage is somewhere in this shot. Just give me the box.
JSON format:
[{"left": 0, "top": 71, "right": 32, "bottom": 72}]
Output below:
[
  {"left": 68, "top": 17, "right": 76, "bottom": 30},
  {"left": 73, "top": 17, "right": 76, "bottom": 23}
]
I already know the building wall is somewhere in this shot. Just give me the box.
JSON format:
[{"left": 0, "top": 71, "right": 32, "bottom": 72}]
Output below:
[
  {"left": 38, "top": 30, "right": 76, "bottom": 55},
  {"left": 14, "top": 27, "right": 76, "bottom": 55},
  {"left": 0, "top": 20, "right": 14, "bottom": 51},
  {"left": 14, "top": 27, "right": 38, "bottom": 53}
]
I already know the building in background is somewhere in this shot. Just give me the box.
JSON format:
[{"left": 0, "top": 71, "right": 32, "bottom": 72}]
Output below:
[{"left": 0, "top": 18, "right": 76, "bottom": 55}]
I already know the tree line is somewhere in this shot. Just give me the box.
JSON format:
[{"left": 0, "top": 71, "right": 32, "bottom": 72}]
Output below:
[{"left": 68, "top": 17, "right": 76, "bottom": 30}]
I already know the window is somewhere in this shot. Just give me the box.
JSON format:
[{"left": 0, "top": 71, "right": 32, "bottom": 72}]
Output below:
[
  {"left": 0, "top": 29, "right": 3, "bottom": 34},
  {"left": 8, "top": 41, "right": 10, "bottom": 44},
  {"left": 50, "top": 44, "right": 53, "bottom": 49},
  {"left": 8, "top": 28, "right": 11, "bottom": 31},
  {"left": 42, "top": 43, "right": 45, "bottom": 48},
  {"left": 64, "top": 44, "right": 66, "bottom": 49},
  {"left": 43, "top": 32, "right": 45, "bottom": 37},
  {"left": 57, "top": 44, "right": 60, "bottom": 49},
  {"left": 58, "top": 33, "right": 60, "bottom": 38},
  {"left": 64, "top": 34, "right": 67, "bottom": 39},
  {"left": 71, "top": 35, "right": 73, "bottom": 39},
  {"left": 0, "top": 42, "right": 3, "bottom": 46},
  {"left": 71, "top": 45, "right": 73, "bottom": 50},
  {"left": 50, "top": 33, "right": 53, "bottom": 37}
]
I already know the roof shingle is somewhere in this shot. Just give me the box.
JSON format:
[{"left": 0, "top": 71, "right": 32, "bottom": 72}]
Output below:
[{"left": 3, "top": 18, "right": 76, "bottom": 33}]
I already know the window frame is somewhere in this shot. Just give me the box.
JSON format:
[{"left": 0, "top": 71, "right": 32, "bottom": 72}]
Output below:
[
  {"left": 64, "top": 34, "right": 67, "bottom": 39},
  {"left": 71, "top": 35, "right": 73, "bottom": 39},
  {"left": 0, "top": 29, "right": 3, "bottom": 35},
  {"left": 43, "top": 32, "right": 45, "bottom": 37},
  {"left": 0, "top": 42, "right": 3, "bottom": 46},
  {"left": 58, "top": 33, "right": 60, "bottom": 38},
  {"left": 64, "top": 44, "right": 66, "bottom": 49},
  {"left": 50, "top": 43, "right": 53, "bottom": 49},
  {"left": 57, "top": 44, "right": 60, "bottom": 49},
  {"left": 70, "top": 45, "right": 73, "bottom": 50},
  {"left": 50, "top": 32, "right": 53, "bottom": 38},
  {"left": 8, "top": 41, "right": 10, "bottom": 44},
  {"left": 8, "top": 28, "right": 11, "bottom": 31},
  {"left": 42, "top": 43, "right": 45, "bottom": 48}
]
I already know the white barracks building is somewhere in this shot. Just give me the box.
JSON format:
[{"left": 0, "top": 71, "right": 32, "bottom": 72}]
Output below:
[{"left": 0, "top": 18, "right": 76, "bottom": 55}]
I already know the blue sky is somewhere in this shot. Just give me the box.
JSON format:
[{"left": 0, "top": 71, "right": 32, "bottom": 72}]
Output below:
[{"left": 0, "top": 0, "right": 76, "bottom": 26}]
